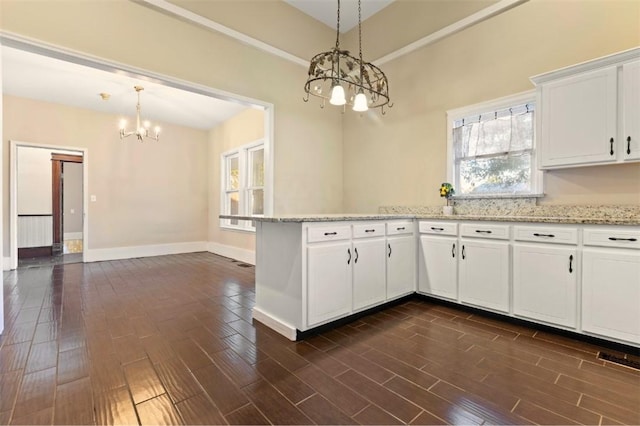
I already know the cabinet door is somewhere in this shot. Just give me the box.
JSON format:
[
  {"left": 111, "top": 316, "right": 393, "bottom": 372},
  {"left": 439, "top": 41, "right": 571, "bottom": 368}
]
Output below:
[
  {"left": 582, "top": 249, "right": 640, "bottom": 345},
  {"left": 353, "top": 238, "right": 387, "bottom": 311},
  {"left": 419, "top": 235, "right": 457, "bottom": 300},
  {"left": 622, "top": 60, "right": 640, "bottom": 161},
  {"left": 387, "top": 235, "right": 416, "bottom": 299},
  {"left": 307, "top": 242, "right": 352, "bottom": 326},
  {"left": 459, "top": 239, "right": 510, "bottom": 313},
  {"left": 513, "top": 244, "right": 577, "bottom": 328},
  {"left": 540, "top": 67, "right": 617, "bottom": 168}
]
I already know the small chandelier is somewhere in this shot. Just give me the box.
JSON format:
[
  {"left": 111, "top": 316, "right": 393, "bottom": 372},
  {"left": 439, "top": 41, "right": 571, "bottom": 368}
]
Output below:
[
  {"left": 119, "top": 86, "right": 160, "bottom": 141},
  {"left": 303, "top": 0, "right": 391, "bottom": 113}
]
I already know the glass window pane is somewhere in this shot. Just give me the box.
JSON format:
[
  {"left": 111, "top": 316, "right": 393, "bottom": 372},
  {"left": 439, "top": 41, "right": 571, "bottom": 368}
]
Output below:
[
  {"left": 228, "top": 192, "right": 239, "bottom": 225},
  {"left": 250, "top": 189, "right": 264, "bottom": 215},
  {"left": 458, "top": 153, "right": 532, "bottom": 195},
  {"left": 228, "top": 156, "right": 239, "bottom": 190},
  {"left": 250, "top": 148, "right": 264, "bottom": 187}
]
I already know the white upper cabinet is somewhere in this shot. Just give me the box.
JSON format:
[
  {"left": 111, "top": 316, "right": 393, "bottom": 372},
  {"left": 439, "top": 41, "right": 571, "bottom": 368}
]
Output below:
[
  {"left": 622, "top": 60, "right": 640, "bottom": 160},
  {"left": 532, "top": 48, "right": 640, "bottom": 169}
]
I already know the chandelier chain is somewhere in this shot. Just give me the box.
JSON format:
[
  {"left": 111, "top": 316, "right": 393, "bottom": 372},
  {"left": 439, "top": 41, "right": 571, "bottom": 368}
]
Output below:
[
  {"left": 335, "top": 0, "right": 341, "bottom": 50},
  {"left": 358, "top": 0, "right": 362, "bottom": 62}
]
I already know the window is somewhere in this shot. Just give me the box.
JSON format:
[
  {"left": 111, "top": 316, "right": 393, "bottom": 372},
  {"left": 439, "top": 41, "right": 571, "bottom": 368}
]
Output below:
[
  {"left": 221, "top": 140, "right": 264, "bottom": 230},
  {"left": 447, "top": 91, "right": 542, "bottom": 196}
]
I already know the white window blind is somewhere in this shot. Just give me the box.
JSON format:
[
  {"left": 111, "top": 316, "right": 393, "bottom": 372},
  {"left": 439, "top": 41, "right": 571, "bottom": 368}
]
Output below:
[{"left": 452, "top": 102, "right": 536, "bottom": 195}]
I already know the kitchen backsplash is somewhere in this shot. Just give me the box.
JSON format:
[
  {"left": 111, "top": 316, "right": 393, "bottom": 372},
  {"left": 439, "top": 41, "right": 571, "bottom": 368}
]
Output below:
[{"left": 380, "top": 197, "right": 640, "bottom": 221}]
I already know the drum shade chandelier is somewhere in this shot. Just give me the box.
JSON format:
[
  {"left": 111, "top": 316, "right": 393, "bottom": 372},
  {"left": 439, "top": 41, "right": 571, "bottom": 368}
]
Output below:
[
  {"left": 119, "top": 86, "right": 160, "bottom": 141},
  {"left": 303, "top": 0, "right": 392, "bottom": 113}
]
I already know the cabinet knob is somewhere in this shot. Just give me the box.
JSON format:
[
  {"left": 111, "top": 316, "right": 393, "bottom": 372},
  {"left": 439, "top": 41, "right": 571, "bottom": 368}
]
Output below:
[
  {"left": 354, "top": 247, "right": 359, "bottom": 264},
  {"left": 431, "top": 227, "right": 444, "bottom": 231},
  {"left": 628, "top": 136, "right": 632, "bottom": 155},
  {"left": 452, "top": 243, "right": 456, "bottom": 258},
  {"left": 347, "top": 248, "right": 351, "bottom": 265},
  {"left": 461, "top": 245, "right": 466, "bottom": 259},
  {"left": 608, "top": 237, "right": 637, "bottom": 242},
  {"left": 324, "top": 232, "right": 337, "bottom": 236},
  {"left": 388, "top": 243, "right": 392, "bottom": 258},
  {"left": 475, "top": 230, "right": 492, "bottom": 234},
  {"left": 610, "top": 137, "right": 614, "bottom": 156},
  {"left": 533, "top": 233, "right": 555, "bottom": 238}
]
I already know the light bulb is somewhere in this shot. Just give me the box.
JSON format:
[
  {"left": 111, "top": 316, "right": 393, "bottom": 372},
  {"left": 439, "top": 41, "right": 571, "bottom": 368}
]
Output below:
[
  {"left": 119, "top": 119, "right": 127, "bottom": 130},
  {"left": 329, "top": 84, "right": 346, "bottom": 106},
  {"left": 143, "top": 120, "right": 151, "bottom": 128},
  {"left": 139, "top": 127, "right": 146, "bottom": 135},
  {"left": 154, "top": 126, "right": 161, "bottom": 135},
  {"left": 353, "top": 92, "right": 369, "bottom": 112}
]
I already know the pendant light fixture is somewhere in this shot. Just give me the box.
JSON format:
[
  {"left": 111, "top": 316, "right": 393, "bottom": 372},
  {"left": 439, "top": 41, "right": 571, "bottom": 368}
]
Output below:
[
  {"left": 303, "top": 0, "right": 392, "bottom": 113},
  {"left": 119, "top": 86, "right": 160, "bottom": 141}
]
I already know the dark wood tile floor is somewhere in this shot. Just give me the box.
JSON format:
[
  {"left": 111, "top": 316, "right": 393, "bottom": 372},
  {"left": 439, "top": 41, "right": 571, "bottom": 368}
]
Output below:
[{"left": 1, "top": 252, "right": 639, "bottom": 425}]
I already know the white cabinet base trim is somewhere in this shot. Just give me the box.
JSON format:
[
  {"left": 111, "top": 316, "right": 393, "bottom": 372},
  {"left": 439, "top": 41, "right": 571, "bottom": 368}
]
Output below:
[{"left": 252, "top": 307, "right": 297, "bottom": 340}]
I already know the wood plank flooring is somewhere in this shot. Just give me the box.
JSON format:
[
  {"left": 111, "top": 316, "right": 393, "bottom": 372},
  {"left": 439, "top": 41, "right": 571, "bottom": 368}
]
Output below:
[{"left": 1, "top": 252, "right": 639, "bottom": 425}]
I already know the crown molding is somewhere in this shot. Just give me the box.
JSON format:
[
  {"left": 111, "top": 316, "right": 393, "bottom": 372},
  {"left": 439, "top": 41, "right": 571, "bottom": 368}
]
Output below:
[
  {"left": 373, "top": 0, "right": 528, "bottom": 65},
  {"left": 135, "top": 0, "right": 309, "bottom": 67},
  {"left": 136, "top": 0, "right": 528, "bottom": 69}
]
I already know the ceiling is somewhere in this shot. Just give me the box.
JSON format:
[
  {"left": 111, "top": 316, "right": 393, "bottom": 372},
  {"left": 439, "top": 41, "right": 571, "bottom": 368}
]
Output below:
[
  {"left": 1, "top": 46, "right": 249, "bottom": 131},
  {"left": 283, "top": 0, "right": 395, "bottom": 32}
]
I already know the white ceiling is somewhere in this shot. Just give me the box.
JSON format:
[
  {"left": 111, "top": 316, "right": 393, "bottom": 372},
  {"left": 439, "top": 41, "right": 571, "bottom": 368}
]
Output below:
[
  {"left": 1, "top": 46, "right": 249, "bottom": 131},
  {"left": 284, "top": 0, "right": 395, "bottom": 32}
]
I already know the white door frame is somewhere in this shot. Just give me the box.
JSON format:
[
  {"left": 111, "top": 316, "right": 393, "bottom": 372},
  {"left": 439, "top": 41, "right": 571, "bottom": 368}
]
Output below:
[{"left": 10, "top": 141, "right": 89, "bottom": 270}]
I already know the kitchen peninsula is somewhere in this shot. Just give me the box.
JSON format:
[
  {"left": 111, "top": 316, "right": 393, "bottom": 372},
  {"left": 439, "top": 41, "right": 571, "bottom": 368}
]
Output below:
[{"left": 221, "top": 205, "right": 640, "bottom": 349}]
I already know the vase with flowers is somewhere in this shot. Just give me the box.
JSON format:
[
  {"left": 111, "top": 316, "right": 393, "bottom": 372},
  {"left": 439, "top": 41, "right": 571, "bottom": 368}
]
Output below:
[{"left": 439, "top": 182, "right": 455, "bottom": 215}]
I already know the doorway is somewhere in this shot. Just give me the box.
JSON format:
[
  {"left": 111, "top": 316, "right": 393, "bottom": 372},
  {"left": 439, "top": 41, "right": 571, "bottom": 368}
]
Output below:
[{"left": 10, "top": 141, "right": 88, "bottom": 270}]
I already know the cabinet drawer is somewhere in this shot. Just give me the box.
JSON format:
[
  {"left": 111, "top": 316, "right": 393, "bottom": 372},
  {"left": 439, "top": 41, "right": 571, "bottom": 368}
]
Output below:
[
  {"left": 514, "top": 225, "right": 578, "bottom": 244},
  {"left": 419, "top": 221, "right": 458, "bottom": 236},
  {"left": 307, "top": 225, "right": 351, "bottom": 243},
  {"left": 386, "top": 221, "right": 414, "bottom": 235},
  {"left": 583, "top": 228, "right": 640, "bottom": 249},
  {"left": 460, "top": 223, "right": 510, "bottom": 240},
  {"left": 353, "top": 223, "right": 385, "bottom": 239}
]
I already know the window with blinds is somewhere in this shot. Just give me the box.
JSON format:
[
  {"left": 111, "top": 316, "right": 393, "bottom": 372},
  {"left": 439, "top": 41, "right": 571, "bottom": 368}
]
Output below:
[{"left": 449, "top": 95, "right": 540, "bottom": 196}]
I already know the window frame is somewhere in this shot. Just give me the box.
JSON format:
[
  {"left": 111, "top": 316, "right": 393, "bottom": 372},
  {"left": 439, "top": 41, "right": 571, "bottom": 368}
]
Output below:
[
  {"left": 220, "top": 139, "right": 265, "bottom": 232},
  {"left": 446, "top": 90, "right": 543, "bottom": 197}
]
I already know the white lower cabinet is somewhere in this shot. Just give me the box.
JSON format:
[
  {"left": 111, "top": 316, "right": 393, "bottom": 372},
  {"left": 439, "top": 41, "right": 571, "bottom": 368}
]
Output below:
[
  {"left": 419, "top": 235, "right": 458, "bottom": 300},
  {"left": 582, "top": 248, "right": 640, "bottom": 345},
  {"left": 307, "top": 241, "right": 352, "bottom": 326},
  {"left": 513, "top": 244, "right": 578, "bottom": 328},
  {"left": 459, "top": 239, "right": 510, "bottom": 313},
  {"left": 387, "top": 235, "right": 416, "bottom": 299},
  {"left": 352, "top": 237, "right": 387, "bottom": 311}
]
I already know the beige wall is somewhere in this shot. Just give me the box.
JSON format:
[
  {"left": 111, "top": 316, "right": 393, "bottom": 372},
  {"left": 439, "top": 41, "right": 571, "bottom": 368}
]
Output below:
[
  {"left": 3, "top": 95, "right": 210, "bottom": 252},
  {"left": 343, "top": 0, "right": 640, "bottom": 212},
  {"left": 208, "top": 108, "right": 265, "bottom": 252},
  {"left": 0, "top": 0, "right": 345, "bottom": 219}
]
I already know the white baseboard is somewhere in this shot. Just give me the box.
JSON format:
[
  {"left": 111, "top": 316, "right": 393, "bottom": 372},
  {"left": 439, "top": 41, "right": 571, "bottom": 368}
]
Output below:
[
  {"left": 85, "top": 241, "right": 207, "bottom": 263},
  {"left": 252, "top": 307, "right": 297, "bottom": 341},
  {"left": 63, "top": 232, "right": 83, "bottom": 241},
  {"left": 3, "top": 257, "right": 11, "bottom": 271},
  {"left": 207, "top": 242, "right": 255, "bottom": 265}
]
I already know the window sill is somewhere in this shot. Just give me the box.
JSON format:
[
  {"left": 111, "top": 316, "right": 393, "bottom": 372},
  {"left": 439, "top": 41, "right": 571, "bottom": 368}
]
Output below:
[
  {"left": 452, "top": 193, "right": 545, "bottom": 200},
  {"left": 220, "top": 224, "right": 256, "bottom": 234}
]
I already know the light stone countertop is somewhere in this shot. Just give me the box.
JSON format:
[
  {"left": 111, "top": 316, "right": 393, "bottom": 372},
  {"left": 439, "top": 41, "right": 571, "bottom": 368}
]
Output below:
[{"left": 219, "top": 213, "right": 640, "bottom": 226}]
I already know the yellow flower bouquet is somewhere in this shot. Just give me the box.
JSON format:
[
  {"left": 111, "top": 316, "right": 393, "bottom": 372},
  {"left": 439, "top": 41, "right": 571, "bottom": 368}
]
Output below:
[{"left": 439, "top": 182, "right": 455, "bottom": 206}]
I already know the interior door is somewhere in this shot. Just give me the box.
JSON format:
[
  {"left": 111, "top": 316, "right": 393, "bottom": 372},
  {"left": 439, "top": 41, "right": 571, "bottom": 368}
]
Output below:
[{"left": 51, "top": 154, "right": 83, "bottom": 256}]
